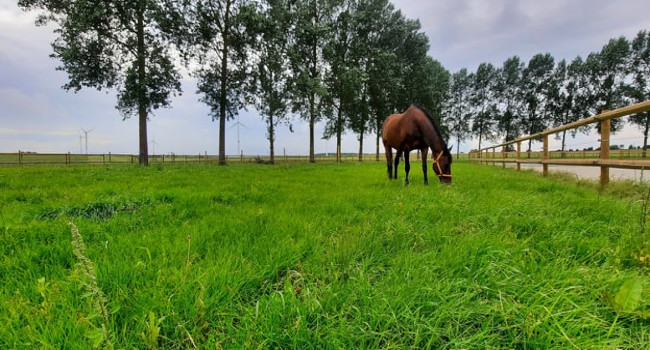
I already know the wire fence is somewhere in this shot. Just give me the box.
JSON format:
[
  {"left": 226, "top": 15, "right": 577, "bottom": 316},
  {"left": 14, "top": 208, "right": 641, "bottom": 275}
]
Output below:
[
  {"left": 1, "top": 151, "right": 472, "bottom": 166},
  {"left": 0, "top": 151, "right": 383, "bottom": 166}
]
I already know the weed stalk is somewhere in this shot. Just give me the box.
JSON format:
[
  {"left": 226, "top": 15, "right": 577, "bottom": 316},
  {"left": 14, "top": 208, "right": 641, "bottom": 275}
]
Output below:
[{"left": 70, "top": 222, "right": 114, "bottom": 349}]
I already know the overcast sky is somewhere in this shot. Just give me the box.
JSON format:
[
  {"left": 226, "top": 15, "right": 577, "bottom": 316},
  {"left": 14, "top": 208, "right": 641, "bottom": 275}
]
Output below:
[{"left": 1, "top": 0, "right": 649, "bottom": 156}]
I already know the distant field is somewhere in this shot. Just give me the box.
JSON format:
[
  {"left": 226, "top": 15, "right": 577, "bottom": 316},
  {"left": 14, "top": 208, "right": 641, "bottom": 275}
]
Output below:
[{"left": 0, "top": 162, "right": 648, "bottom": 348}]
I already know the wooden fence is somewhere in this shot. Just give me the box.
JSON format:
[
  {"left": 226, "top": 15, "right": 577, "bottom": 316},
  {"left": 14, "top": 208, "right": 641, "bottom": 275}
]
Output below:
[{"left": 468, "top": 100, "right": 650, "bottom": 186}]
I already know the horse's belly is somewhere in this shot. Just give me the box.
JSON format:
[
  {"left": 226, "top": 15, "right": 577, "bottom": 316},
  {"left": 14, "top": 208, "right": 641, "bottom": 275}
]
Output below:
[{"left": 402, "top": 135, "right": 425, "bottom": 151}]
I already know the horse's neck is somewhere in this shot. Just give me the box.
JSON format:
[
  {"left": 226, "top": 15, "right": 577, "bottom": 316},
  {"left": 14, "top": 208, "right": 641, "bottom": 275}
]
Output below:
[{"left": 425, "top": 129, "right": 445, "bottom": 153}]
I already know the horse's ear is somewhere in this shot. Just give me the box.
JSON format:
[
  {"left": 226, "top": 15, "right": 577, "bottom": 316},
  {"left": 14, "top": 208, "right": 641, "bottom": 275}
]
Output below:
[{"left": 448, "top": 145, "right": 453, "bottom": 152}]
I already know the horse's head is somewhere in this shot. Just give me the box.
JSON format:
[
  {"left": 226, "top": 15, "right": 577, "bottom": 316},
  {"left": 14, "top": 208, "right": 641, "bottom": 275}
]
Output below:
[{"left": 432, "top": 148, "right": 452, "bottom": 184}]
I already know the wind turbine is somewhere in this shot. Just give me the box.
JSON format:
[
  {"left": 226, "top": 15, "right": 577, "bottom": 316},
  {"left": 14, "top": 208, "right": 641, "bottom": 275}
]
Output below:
[
  {"left": 80, "top": 127, "right": 94, "bottom": 154},
  {"left": 78, "top": 132, "right": 83, "bottom": 154},
  {"left": 229, "top": 115, "right": 249, "bottom": 156},
  {"left": 151, "top": 136, "right": 159, "bottom": 157}
]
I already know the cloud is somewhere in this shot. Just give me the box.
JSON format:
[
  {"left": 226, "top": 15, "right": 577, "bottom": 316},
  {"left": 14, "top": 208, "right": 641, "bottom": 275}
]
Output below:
[
  {"left": 0, "top": 128, "right": 18, "bottom": 135},
  {"left": 394, "top": 0, "right": 650, "bottom": 72}
]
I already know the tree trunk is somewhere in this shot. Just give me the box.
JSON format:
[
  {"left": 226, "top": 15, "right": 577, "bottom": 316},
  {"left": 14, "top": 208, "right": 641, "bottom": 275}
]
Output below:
[
  {"left": 477, "top": 119, "right": 483, "bottom": 151},
  {"left": 136, "top": 4, "right": 148, "bottom": 166},
  {"left": 269, "top": 112, "right": 275, "bottom": 164},
  {"left": 308, "top": 5, "right": 318, "bottom": 164},
  {"left": 336, "top": 105, "right": 342, "bottom": 163},
  {"left": 375, "top": 129, "right": 380, "bottom": 162},
  {"left": 358, "top": 127, "right": 364, "bottom": 162},
  {"left": 309, "top": 93, "right": 315, "bottom": 163},
  {"left": 218, "top": 0, "right": 232, "bottom": 165}
]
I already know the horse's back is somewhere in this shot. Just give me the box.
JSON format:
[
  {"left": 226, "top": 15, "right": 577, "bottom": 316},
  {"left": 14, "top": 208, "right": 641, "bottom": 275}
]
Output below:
[{"left": 382, "top": 106, "right": 432, "bottom": 149}]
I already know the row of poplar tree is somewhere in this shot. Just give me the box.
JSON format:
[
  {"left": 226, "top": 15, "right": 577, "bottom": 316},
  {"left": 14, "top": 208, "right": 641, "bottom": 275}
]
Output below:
[
  {"left": 19, "top": 0, "right": 449, "bottom": 165},
  {"left": 447, "top": 30, "right": 650, "bottom": 156},
  {"left": 19, "top": 0, "right": 650, "bottom": 165}
]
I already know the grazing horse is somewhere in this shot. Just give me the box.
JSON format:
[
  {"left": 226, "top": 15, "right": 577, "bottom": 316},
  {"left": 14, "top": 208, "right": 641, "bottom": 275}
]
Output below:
[{"left": 381, "top": 104, "right": 452, "bottom": 184}]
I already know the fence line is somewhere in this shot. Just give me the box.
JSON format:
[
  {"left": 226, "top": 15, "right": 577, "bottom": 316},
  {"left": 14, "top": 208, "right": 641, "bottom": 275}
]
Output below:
[
  {"left": 0, "top": 152, "right": 388, "bottom": 166},
  {"left": 468, "top": 100, "right": 650, "bottom": 186}
]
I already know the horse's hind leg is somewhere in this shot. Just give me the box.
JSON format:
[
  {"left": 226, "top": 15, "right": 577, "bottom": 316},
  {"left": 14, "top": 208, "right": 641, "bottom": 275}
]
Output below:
[
  {"left": 404, "top": 151, "right": 411, "bottom": 185},
  {"left": 393, "top": 150, "right": 401, "bottom": 180},
  {"left": 384, "top": 143, "right": 393, "bottom": 179}
]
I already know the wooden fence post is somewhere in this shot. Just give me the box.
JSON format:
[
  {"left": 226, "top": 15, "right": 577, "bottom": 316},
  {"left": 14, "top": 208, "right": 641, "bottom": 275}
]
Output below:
[
  {"left": 543, "top": 134, "right": 549, "bottom": 177},
  {"left": 501, "top": 146, "right": 506, "bottom": 168},
  {"left": 600, "top": 119, "right": 610, "bottom": 186},
  {"left": 492, "top": 148, "right": 495, "bottom": 166}
]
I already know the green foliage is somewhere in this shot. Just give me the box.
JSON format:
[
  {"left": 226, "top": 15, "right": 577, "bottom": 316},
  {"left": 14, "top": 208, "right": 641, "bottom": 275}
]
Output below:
[{"left": 1, "top": 163, "right": 650, "bottom": 348}]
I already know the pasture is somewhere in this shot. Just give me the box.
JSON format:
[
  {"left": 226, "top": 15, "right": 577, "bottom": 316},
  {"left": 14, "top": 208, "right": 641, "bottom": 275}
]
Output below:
[{"left": 0, "top": 162, "right": 649, "bottom": 348}]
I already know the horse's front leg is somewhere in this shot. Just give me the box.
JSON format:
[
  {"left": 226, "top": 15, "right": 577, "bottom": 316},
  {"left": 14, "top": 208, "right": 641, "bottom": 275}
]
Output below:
[
  {"left": 404, "top": 151, "right": 411, "bottom": 185},
  {"left": 394, "top": 150, "right": 401, "bottom": 180},
  {"left": 421, "top": 148, "right": 429, "bottom": 185}
]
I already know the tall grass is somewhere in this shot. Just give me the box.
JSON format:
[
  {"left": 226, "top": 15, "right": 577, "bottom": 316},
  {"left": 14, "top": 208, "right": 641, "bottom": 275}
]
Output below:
[{"left": 0, "top": 162, "right": 648, "bottom": 348}]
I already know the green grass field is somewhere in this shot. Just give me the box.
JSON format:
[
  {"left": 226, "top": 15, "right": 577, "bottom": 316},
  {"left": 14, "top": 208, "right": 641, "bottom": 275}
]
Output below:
[{"left": 1, "top": 162, "right": 649, "bottom": 349}]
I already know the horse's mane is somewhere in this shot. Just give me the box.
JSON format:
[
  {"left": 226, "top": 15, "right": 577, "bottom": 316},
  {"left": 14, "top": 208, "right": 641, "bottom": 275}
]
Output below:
[{"left": 411, "top": 104, "right": 451, "bottom": 158}]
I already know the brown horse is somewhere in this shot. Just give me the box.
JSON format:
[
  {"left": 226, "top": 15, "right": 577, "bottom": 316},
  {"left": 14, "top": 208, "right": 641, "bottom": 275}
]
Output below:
[{"left": 381, "top": 104, "right": 452, "bottom": 184}]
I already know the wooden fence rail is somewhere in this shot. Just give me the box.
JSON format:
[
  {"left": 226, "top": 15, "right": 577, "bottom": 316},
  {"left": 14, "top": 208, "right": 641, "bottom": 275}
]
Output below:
[{"left": 468, "top": 100, "right": 650, "bottom": 186}]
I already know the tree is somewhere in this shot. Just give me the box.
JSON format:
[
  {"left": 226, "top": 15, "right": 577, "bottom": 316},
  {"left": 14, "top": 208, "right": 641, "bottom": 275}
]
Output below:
[
  {"left": 494, "top": 56, "right": 524, "bottom": 147},
  {"left": 470, "top": 63, "right": 498, "bottom": 151},
  {"left": 393, "top": 18, "right": 430, "bottom": 112},
  {"left": 550, "top": 57, "right": 591, "bottom": 151},
  {"left": 446, "top": 69, "right": 472, "bottom": 157},
  {"left": 347, "top": 0, "right": 397, "bottom": 162},
  {"left": 322, "top": 0, "right": 357, "bottom": 163},
  {"left": 583, "top": 37, "right": 630, "bottom": 133},
  {"left": 187, "top": 0, "right": 256, "bottom": 165},
  {"left": 289, "top": 0, "right": 337, "bottom": 163},
  {"left": 520, "top": 53, "right": 554, "bottom": 152},
  {"left": 627, "top": 30, "right": 650, "bottom": 156},
  {"left": 411, "top": 57, "right": 450, "bottom": 131},
  {"left": 366, "top": 7, "right": 410, "bottom": 160},
  {"left": 19, "top": 0, "right": 184, "bottom": 166},
  {"left": 249, "top": 0, "right": 293, "bottom": 164},
  {"left": 367, "top": 49, "right": 400, "bottom": 160}
]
